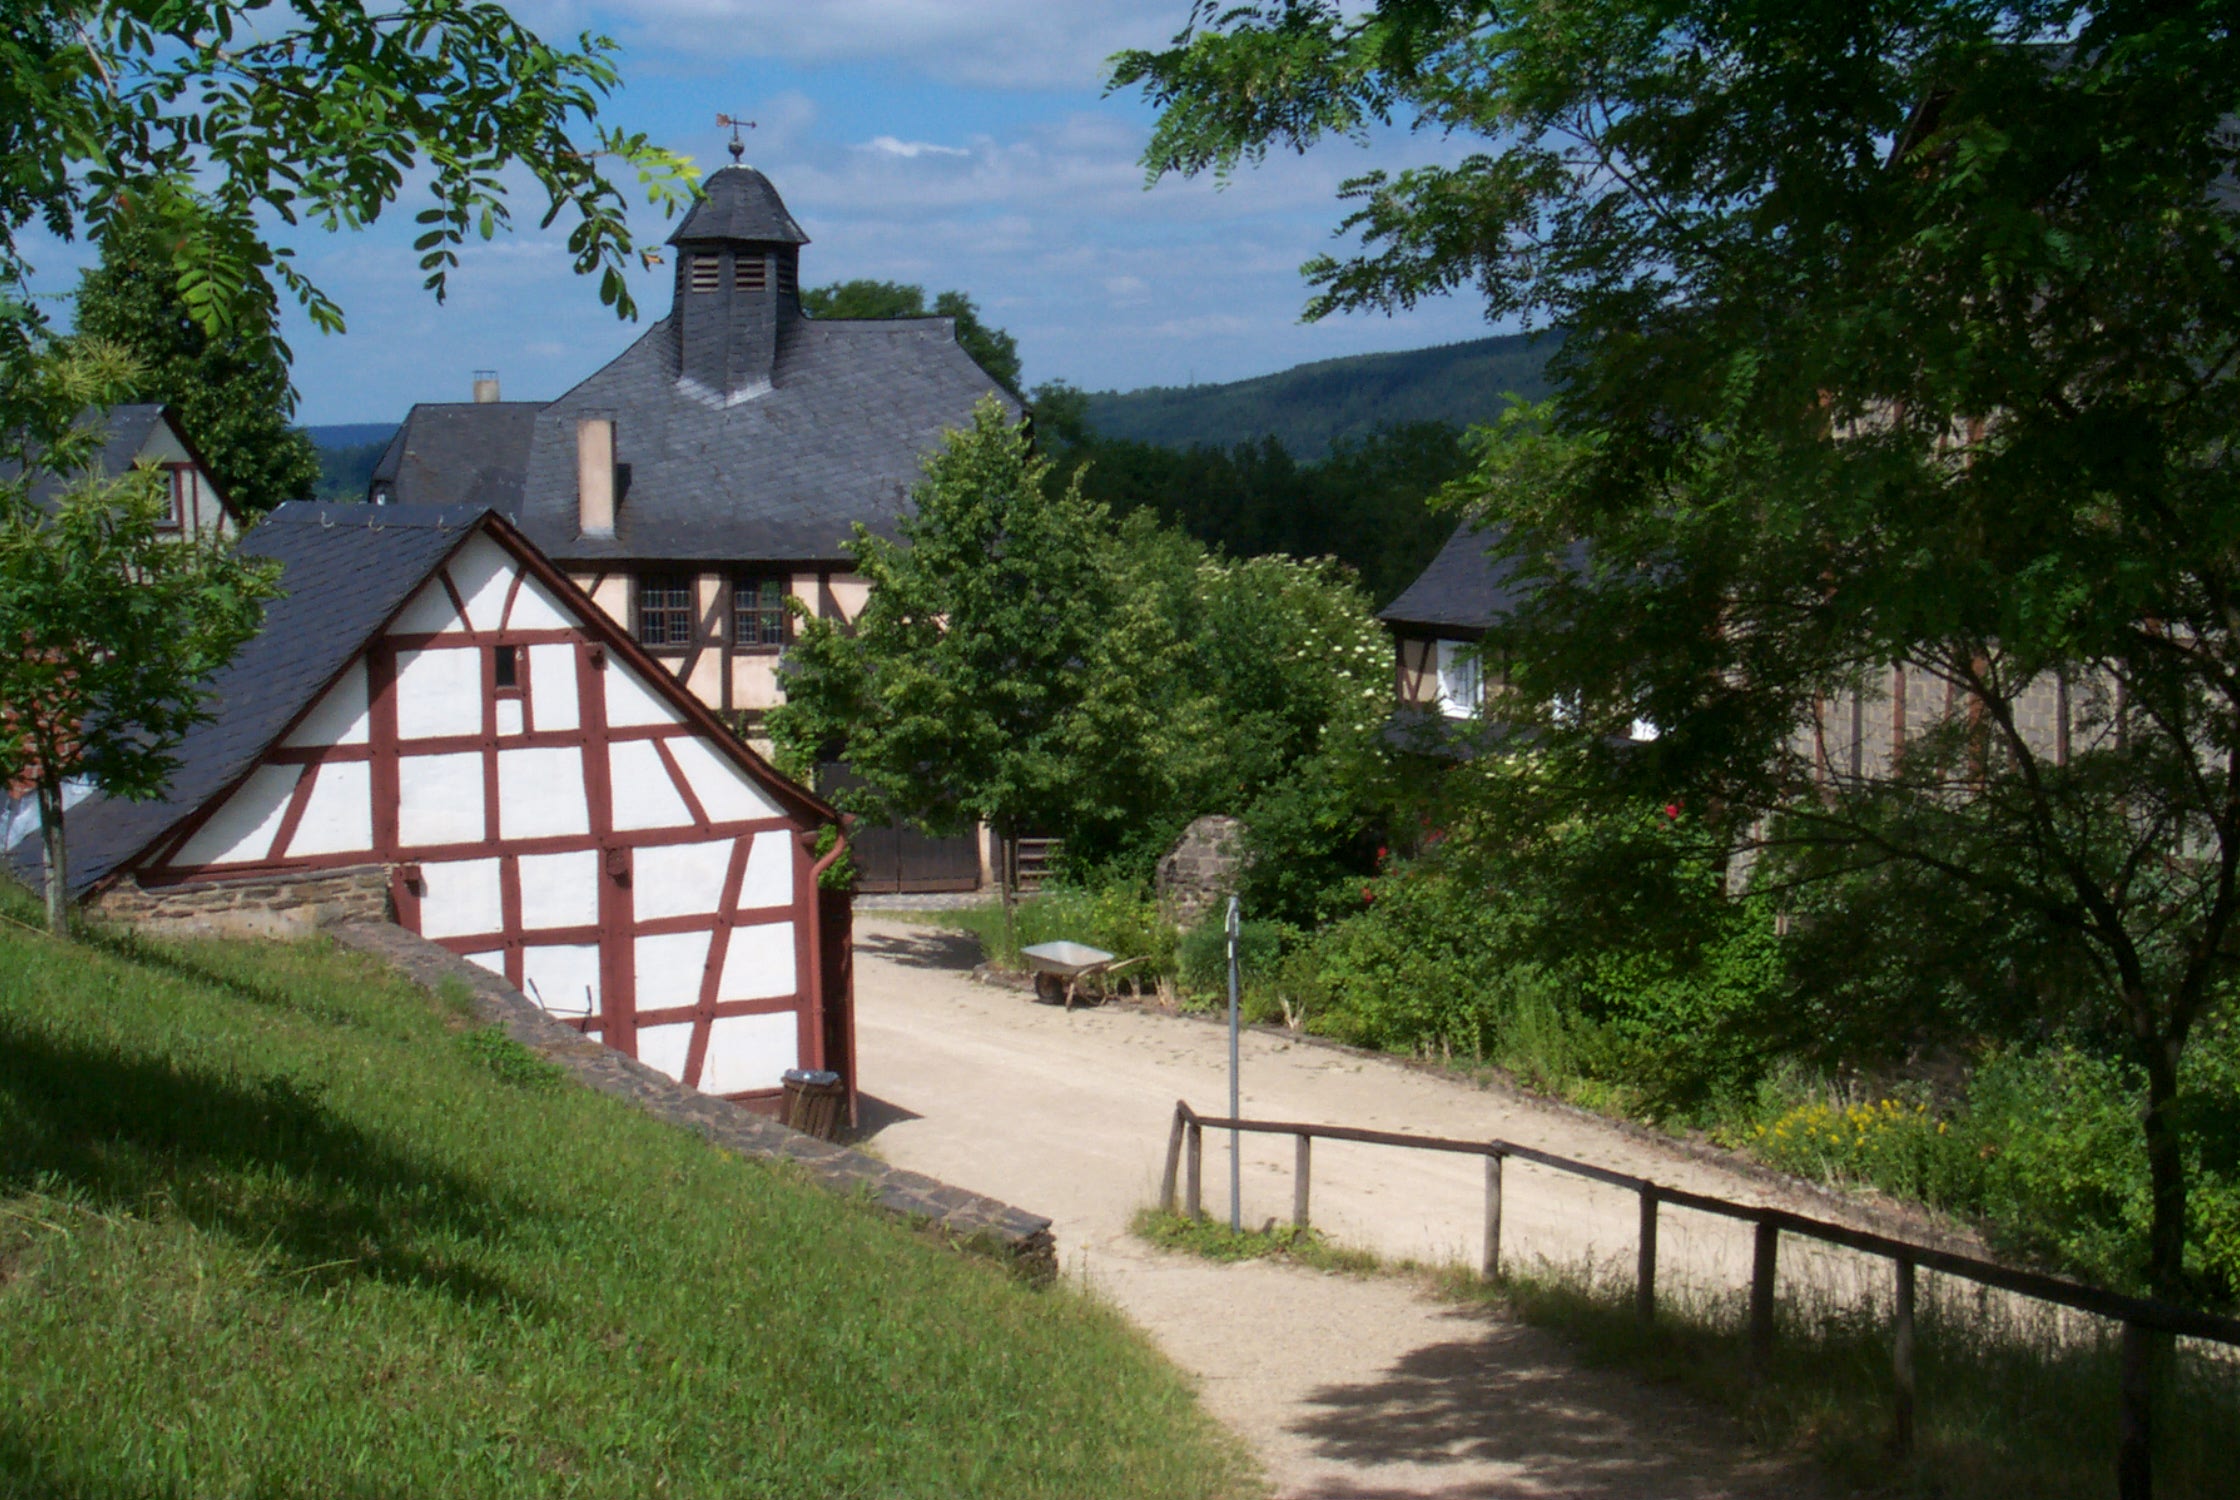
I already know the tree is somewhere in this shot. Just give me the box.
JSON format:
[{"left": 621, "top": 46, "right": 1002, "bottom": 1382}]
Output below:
[
  {"left": 0, "top": 2, "right": 691, "bottom": 388},
  {"left": 1117, "top": 6, "right": 2240, "bottom": 1298},
  {"left": 769, "top": 398, "right": 1111, "bottom": 945},
  {"left": 0, "top": 345, "right": 281, "bottom": 934},
  {"left": 802, "top": 279, "right": 1023, "bottom": 393},
  {"left": 73, "top": 212, "right": 319, "bottom": 514}
]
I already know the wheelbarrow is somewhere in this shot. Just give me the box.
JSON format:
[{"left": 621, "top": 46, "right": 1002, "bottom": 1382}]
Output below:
[{"left": 1019, "top": 940, "right": 1149, "bottom": 1010}]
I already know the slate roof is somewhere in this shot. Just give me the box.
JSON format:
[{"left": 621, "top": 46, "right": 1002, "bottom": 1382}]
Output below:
[
  {"left": 2, "top": 403, "right": 172, "bottom": 512},
  {"left": 669, "top": 165, "right": 809, "bottom": 246},
  {"left": 511, "top": 314, "right": 1015, "bottom": 563},
  {"left": 1379, "top": 524, "right": 1541, "bottom": 636},
  {"left": 367, "top": 402, "right": 541, "bottom": 511},
  {"left": 6, "top": 504, "right": 483, "bottom": 895}
]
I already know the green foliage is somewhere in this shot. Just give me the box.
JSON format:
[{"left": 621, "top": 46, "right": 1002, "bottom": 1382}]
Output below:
[
  {"left": 772, "top": 398, "right": 1112, "bottom": 862},
  {"left": 1133, "top": 1207, "right": 1379, "bottom": 1275},
  {"left": 72, "top": 212, "right": 320, "bottom": 513},
  {"left": 1040, "top": 403, "right": 1470, "bottom": 606},
  {"left": 1175, "top": 913, "right": 1287, "bottom": 999},
  {"left": 1117, "top": 0, "right": 2240, "bottom": 1295},
  {"left": 803, "top": 279, "right": 1021, "bottom": 393},
  {"left": 456, "top": 1027, "right": 562, "bottom": 1091},
  {"left": 812, "top": 822, "right": 857, "bottom": 892},
  {"left": 900, "top": 888, "right": 1176, "bottom": 990},
  {"left": 0, "top": 347, "right": 282, "bottom": 930},
  {"left": 1078, "top": 331, "right": 1555, "bottom": 459},
  {"left": 0, "top": 2, "right": 693, "bottom": 355},
  {"left": 0, "top": 882, "right": 1253, "bottom": 1498}
]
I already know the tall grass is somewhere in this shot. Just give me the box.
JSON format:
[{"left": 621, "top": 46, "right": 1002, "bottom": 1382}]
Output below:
[
  {"left": 0, "top": 881, "right": 1255, "bottom": 1499},
  {"left": 1468, "top": 1257, "right": 2240, "bottom": 1499}
]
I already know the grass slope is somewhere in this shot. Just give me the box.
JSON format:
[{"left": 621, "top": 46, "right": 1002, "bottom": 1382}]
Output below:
[
  {"left": 1082, "top": 333, "right": 1558, "bottom": 458},
  {"left": 0, "top": 890, "right": 1252, "bottom": 1500}
]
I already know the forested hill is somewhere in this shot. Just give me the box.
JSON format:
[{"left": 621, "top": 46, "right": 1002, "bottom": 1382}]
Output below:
[{"left": 1081, "top": 331, "right": 1558, "bottom": 458}]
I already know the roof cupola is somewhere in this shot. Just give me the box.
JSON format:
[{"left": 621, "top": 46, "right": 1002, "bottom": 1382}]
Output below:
[{"left": 666, "top": 165, "right": 809, "bottom": 405}]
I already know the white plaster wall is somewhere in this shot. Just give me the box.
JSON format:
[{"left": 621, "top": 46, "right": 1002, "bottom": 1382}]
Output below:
[
  {"left": 608, "top": 741, "right": 693, "bottom": 830},
  {"left": 699, "top": 1012, "right": 796, "bottom": 1094},
  {"left": 634, "top": 930, "right": 712, "bottom": 1009},
  {"left": 396, "top": 751, "right": 485, "bottom": 847},
  {"left": 518, "top": 849, "right": 601, "bottom": 931},
  {"left": 463, "top": 950, "right": 507, "bottom": 977},
  {"left": 507, "top": 577, "right": 572, "bottom": 631},
  {"left": 635, "top": 1022, "right": 693, "bottom": 1082},
  {"left": 606, "top": 664, "right": 686, "bottom": 728},
  {"left": 287, "top": 761, "right": 373, "bottom": 856},
  {"left": 496, "top": 699, "right": 525, "bottom": 737},
  {"left": 730, "top": 653, "right": 782, "bottom": 711},
  {"left": 828, "top": 574, "right": 871, "bottom": 624},
  {"left": 633, "top": 838, "right": 733, "bottom": 920},
  {"left": 417, "top": 857, "right": 503, "bottom": 940},
  {"left": 391, "top": 576, "right": 465, "bottom": 635},
  {"left": 170, "top": 764, "right": 301, "bottom": 866},
  {"left": 521, "top": 943, "right": 601, "bottom": 1018},
  {"left": 669, "top": 735, "right": 781, "bottom": 822},
  {"left": 740, "top": 828, "right": 792, "bottom": 908},
  {"left": 717, "top": 920, "right": 795, "bottom": 1001},
  {"left": 283, "top": 662, "right": 370, "bottom": 747},
  {"left": 497, "top": 747, "right": 589, "bottom": 839},
  {"left": 447, "top": 536, "right": 515, "bottom": 631},
  {"left": 394, "top": 647, "right": 483, "bottom": 740},
  {"left": 528, "top": 644, "right": 579, "bottom": 730}
]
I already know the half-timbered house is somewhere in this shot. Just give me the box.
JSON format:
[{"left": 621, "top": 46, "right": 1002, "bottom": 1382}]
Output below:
[{"left": 12, "top": 502, "right": 853, "bottom": 1112}]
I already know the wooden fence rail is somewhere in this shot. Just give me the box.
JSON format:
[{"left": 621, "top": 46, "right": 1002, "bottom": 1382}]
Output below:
[{"left": 1156, "top": 1099, "right": 2240, "bottom": 1500}]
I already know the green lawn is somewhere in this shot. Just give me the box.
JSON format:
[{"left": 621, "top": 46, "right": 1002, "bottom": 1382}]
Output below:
[{"left": 0, "top": 887, "right": 1254, "bottom": 1499}]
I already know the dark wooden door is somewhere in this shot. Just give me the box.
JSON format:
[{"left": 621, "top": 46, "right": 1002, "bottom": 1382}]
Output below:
[{"left": 819, "top": 765, "right": 983, "bottom": 894}]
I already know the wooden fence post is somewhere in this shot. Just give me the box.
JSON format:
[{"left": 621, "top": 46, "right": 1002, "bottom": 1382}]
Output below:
[
  {"left": 1293, "top": 1134, "right": 1312, "bottom": 1230},
  {"left": 1483, "top": 1152, "right": 1505, "bottom": 1282},
  {"left": 2118, "top": 1320, "right": 2153, "bottom": 1500},
  {"left": 1892, "top": 1255, "right": 1916, "bottom": 1456},
  {"left": 1636, "top": 1186, "right": 1659, "bottom": 1327},
  {"left": 1185, "top": 1120, "right": 1204, "bottom": 1221},
  {"left": 1159, "top": 1105, "right": 1186, "bottom": 1215},
  {"left": 1748, "top": 1220, "right": 1779, "bottom": 1372}
]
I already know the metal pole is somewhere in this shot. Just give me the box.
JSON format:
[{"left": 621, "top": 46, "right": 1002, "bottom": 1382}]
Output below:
[{"left": 1226, "top": 895, "right": 1242, "bottom": 1233}]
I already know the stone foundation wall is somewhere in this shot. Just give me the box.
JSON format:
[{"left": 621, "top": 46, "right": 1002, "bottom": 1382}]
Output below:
[{"left": 89, "top": 865, "right": 392, "bottom": 940}]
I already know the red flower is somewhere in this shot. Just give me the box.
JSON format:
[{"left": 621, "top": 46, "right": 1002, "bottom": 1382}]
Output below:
[
  {"left": 1376, "top": 845, "right": 1389, "bottom": 862},
  {"left": 1362, "top": 886, "right": 1376, "bottom": 905},
  {"left": 1663, "top": 801, "right": 1683, "bottom": 820}
]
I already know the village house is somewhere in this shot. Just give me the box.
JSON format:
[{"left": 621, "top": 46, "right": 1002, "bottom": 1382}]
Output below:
[
  {"left": 363, "top": 160, "right": 1014, "bottom": 892},
  {"left": 5, "top": 402, "right": 239, "bottom": 539},
  {"left": 10, "top": 502, "right": 855, "bottom": 1113}
]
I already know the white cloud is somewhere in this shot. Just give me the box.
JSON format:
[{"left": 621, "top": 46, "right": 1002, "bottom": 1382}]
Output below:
[{"left": 856, "top": 136, "right": 972, "bottom": 160}]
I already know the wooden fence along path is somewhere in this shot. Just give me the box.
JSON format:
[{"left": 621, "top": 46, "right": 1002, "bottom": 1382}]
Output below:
[{"left": 1157, "top": 1100, "right": 2240, "bottom": 1500}]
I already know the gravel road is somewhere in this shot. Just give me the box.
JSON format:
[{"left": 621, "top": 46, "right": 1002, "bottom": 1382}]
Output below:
[{"left": 850, "top": 918, "right": 1851, "bottom": 1498}]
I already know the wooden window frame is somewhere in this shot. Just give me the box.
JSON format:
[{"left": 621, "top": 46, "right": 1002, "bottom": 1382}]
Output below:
[
  {"left": 732, "top": 574, "right": 788, "bottom": 651},
  {"left": 635, "top": 572, "right": 696, "bottom": 649},
  {"left": 155, "top": 463, "right": 190, "bottom": 531}
]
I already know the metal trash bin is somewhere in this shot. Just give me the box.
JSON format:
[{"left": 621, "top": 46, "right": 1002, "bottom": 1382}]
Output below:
[{"left": 780, "top": 1068, "right": 847, "bottom": 1141}]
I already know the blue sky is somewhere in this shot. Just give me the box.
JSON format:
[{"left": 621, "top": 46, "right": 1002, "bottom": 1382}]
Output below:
[{"left": 43, "top": 2, "right": 1507, "bottom": 427}]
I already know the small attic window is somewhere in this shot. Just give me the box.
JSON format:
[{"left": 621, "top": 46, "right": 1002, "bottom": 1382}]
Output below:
[
  {"left": 689, "top": 255, "right": 720, "bottom": 293},
  {"left": 735, "top": 257, "right": 766, "bottom": 292}
]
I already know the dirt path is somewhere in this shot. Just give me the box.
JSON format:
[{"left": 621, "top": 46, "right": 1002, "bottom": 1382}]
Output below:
[{"left": 851, "top": 919, "right": 1853, "bottom": 1498}]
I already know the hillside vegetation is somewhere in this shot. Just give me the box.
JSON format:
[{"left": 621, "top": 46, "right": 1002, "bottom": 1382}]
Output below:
[
  {"left": 0, "top": 886, "right": 1251, "bottom": 1499},
  {"left": 1080, "top": 332, "right": 1557, "bottom": 459}
]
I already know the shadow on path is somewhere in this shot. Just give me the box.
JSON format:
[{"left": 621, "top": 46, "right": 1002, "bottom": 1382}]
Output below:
[
  {"left": 856, "top": 925, "right": 984, "bottom": 973},
  {"left": 1287, "top": 1302, "right": 1797, "bottom": 1499}
]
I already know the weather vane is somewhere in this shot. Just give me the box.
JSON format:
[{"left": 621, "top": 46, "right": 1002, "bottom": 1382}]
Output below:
[{"left": 716, "top": 113, "right": 757, "bottom": 162}]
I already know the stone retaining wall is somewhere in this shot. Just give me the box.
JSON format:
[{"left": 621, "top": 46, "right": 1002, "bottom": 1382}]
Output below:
[
  {"left": 328, "top": 921, "right": 1057, "bottom": 1283},
  {"left": 1155, "top": 814, "right": 1244, "bottom": 928},
  {"left": 90, "top": 865, "right": 392, "bottom": 938}
]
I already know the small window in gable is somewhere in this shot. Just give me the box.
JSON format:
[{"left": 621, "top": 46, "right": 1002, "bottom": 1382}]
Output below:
[
  {"left": 735, "top": 256, "right": 767, "bottom": 292},
  {"left": 1435, "top": 640, "right": 1482, "bottom": 719},
  {"left": 689, "top": 255, "right": 721, "bottom": 293}
]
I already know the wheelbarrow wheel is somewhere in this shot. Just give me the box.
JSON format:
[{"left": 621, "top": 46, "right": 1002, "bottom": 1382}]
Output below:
[{"left": 1033, "top": 971, "right": 1066, "bottom": 1005}]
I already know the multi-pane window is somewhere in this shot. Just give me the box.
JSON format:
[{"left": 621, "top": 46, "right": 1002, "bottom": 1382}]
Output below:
[
  {"left": 636, "top": 573, "right": 696, "bottom": 648},
  {"left": 733, "top": 575, "right": 788, "bottom": 648}
]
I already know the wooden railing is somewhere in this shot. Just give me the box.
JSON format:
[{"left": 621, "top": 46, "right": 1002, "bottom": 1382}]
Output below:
[{"left": 1158, "top": 1099, "right": 2240, "bottom": 1500}]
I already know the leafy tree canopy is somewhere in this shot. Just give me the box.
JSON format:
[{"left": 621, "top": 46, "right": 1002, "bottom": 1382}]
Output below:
[
  {"left": 1118, "top": 3, "right": 2240, "bottom": 1296},
  {"left": 802, "top": 279, "right": 1022, "bottom": 393},
  {"left": 0, "top": 0, "right": 693, "bottom": 444},
  {"left": 73, "top": 212, "right": 319, "bottom": 514}
]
